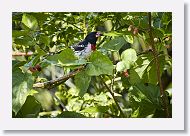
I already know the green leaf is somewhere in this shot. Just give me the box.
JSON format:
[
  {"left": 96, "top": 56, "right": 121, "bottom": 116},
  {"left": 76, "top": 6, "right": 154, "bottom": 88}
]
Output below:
[
  {"left": 24, "top": 55, "right": 40, "bottom": 67},
  {"left": 12, "top": 68, "right": 34, "bottom": 114},
  {"left": 121, "top": 48, "right": 137, "bottom": 63},
  {"left": 148, "top": 61, "right": 158, "bottom": 84},
  {"left": 116, "top": 61, "right": 129, "bottom": 72},
  {"left": 104, "top": 20, "right": 113, "bottom": 31},
  {"left": 121, "top": 48, "right": 137, "bottom": 68},
  {"left": 12, "top": 60, "right": 26, "bottom": 69},
  {"left": 129, "top": 83, "right": 161, "bottom": 117},
  {"left": 22, "top": 14, "right": 38, "bottom": 30},
  {"left": 81, "top": 106, "right": 109, "bottom": 113},
  {"left": 40, "top": 60, "right": 52, "bottom": 69},
  {"left": 135, "top": 52, "right": 152, "bottom": 77},
  {"left": 102, "top": 37, "right": 127, "bottom": 51},
  {"left": 138, "top": 35, "right": 148, "bottom": 51},
  {"left": 14, "top": 35, "right": 35, "bottom": 47},
  {"left": 75, "top": 70, "right": 91, "bottom": 97},
  {"left": 121, "top": 75, "right": 131, "bottom": 88},
  {"left": 103, "top": 31, "right": 124, "bottom": 37},
  {"left": 86, "top": 51, "right": 114, "bottom": 76},
  {"left": 152, "top": 28, "right": 164, "bottom": 38},
  {"left": 135, "top": 53, "right": 165, "bottom": 85},
  {"left": 123, "top": 35, "right": 133, "bottom": 44},
  {"left": 116, "top": 48, "right": 138, "bottom": 73},
  {"left": 129, "top": 69, "right": 141, "bottom": 85},
  {"left": 131, "top": 107, "right": 140, "bottom": 118},
  {"left": 56, "top": 111, "right": 86, "bottom": 118},
  {"left": 161, "top": 12, "right": 172, "bottom": 25},
  {"left": 15, "top": 96, "right": 42, "bottom": 118},
  {"left": 39, "top": 35, "right": 50, "bottom": 46},
  {"left": 46, "top": 54, "right": 60, "bottom": 63},
  {"left": 129, "top": 97, "right": 153, "bottom": 118},
  {"left": 57, "top": 48, "right": 87, "bottom": 66},
  {"left": 35, "top": 45, "right": 46, "bottom": 56},
  {"left": 47, "top": 49, "right": 87, "bottom": 66},
  {"left": 32, "top": 13, "right": 50, "bottom": 26},
  {"left": 12, "top": 30, "right": 29, "bottom": 38},
  {"left": 132, "top": 36, "right": 142, "bottom": 53},
  {"left": 134, "top": 83, "right": 160, "bottom": 105}
]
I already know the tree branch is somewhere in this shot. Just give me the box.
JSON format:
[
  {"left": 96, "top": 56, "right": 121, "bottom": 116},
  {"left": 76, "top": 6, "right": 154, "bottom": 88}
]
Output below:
[
  {"left": 12, "top": 51, "right": 33, "bottom": 56},
  {"left": 148, "top": 12, "right": 169, "bottom": 117},
  {"left": 33, "top": 66, "right": 84, "bottom": 89},
  {"left": 100, "top": 76, "right": 125, "bottom": 118}
]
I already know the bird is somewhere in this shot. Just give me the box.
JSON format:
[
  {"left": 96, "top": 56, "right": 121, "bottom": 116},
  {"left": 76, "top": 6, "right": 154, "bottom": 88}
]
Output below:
[{"left": 71, "top": 32, "right": 102, "bottom": 58}]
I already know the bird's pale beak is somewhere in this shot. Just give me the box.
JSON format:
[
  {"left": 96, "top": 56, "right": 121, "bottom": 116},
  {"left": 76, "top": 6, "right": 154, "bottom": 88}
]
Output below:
[{"left": 96, "top": 32, "right": 103, "bottom": 37}]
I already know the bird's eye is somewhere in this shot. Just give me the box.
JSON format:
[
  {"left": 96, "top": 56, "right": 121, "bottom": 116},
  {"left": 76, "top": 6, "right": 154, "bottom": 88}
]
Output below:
[{"left": 96, "top": 32, "right": 102, "bottom": 37}]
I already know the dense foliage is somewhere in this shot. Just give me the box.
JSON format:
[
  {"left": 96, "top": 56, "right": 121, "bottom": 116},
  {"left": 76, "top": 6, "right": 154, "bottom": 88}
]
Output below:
[{"left": 12, "top": 12, "right": 172, "bottom": 118}]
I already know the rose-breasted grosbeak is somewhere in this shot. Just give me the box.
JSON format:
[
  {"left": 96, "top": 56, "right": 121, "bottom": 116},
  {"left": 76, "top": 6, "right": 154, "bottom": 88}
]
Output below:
[{"left": 71, "top": 32, "right": 102, "bottom": 58}]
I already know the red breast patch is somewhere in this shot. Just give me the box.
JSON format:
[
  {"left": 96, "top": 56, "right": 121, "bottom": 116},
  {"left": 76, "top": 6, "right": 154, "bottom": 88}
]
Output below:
[{"left": 91, "top": 44, "right": 96, "bottom": 51}]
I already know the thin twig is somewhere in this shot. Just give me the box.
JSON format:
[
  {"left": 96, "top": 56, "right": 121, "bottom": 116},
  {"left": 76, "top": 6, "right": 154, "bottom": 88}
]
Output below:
[
  {"left": 111, "top": 66, "right": 115, "bottom": 93},
  {"left": 148, "top": 12, "right": 169, "bottom": 117},
  {"left": 49, "top": 89, "right": 68, "bottom": 111},
  {"left": 100, "top": 76, "right": 125, "bottom": 118},
  {"left": 63, "top": 19, "right": 83, "bottom": 32}
]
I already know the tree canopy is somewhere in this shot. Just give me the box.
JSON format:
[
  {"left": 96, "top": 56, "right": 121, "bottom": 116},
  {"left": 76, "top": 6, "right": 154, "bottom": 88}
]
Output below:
[{"left": 12, "top": 12, "right": 172, "bottom": 118}]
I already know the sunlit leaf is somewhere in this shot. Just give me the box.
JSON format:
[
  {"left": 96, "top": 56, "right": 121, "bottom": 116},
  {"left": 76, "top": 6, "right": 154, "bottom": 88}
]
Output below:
[
  {"left": 121, "top": 48, "right": 137, "bottom": 68},
  {"left": 121, "top": 49, "right": 137, "bottom": 63},
  {"left": 102, "top": 37, "right": 127, "bottom": 51},
  {"left": 58, "top": 48, "right": 77, "bottom": 63},
  {"left": 55, "top": 48, "right": 87, "bottom": 66},
  {"left": 103, "top": 31, "right": 123, "bottom": 37},
  {"left": 75, "top": 70, "right": 91, "bottom": 97},
  {"left": 135, "top": 53, "right": 166, "bottom": 85},
  {"left": 22, "top": 14, "right": 38, "bottom": 30},
  {"left": 12, "top": 68, "right": 34, "bottom": 114},
  {"left": 15, "top": 96, "right": 42, "bottom": 118},
  {"left": 123, "top": 35, "right": 133, "bottom": 44},
  {"left": 116, "top": 61, "right": 129, "bottom": 72},
  {"left": 86, "top": 51, "right": 114, "bottom": 76}
]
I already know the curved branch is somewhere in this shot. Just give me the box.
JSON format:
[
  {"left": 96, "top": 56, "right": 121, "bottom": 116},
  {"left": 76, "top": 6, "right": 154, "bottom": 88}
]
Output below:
[
  {"left": 33, "top": 66, "right": 84, "bottom": 89},
  {"left": 148, "top": 12, "right": 169, "bottom": 117}
]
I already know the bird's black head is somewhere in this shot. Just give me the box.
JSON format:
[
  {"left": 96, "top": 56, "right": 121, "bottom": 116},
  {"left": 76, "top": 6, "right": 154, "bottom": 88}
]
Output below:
[{"left": 85, "top": 32, "right": 102, "bottom": 44}]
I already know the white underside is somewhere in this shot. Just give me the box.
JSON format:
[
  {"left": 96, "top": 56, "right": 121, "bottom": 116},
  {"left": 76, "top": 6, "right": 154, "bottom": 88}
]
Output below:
[{"left": 74, "top": 42, "right": 92, "bottom": 59}]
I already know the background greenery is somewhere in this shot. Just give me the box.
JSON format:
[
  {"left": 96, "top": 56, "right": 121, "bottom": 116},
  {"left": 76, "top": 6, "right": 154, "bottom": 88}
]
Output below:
[{"left": 12, "top": 12, "right": 172, "bottom": 118}]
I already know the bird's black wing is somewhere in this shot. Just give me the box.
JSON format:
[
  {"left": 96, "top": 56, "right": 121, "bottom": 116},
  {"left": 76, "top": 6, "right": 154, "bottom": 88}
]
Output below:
[{"left": 71, "top": 40, "right": 88, "bottom": 51}]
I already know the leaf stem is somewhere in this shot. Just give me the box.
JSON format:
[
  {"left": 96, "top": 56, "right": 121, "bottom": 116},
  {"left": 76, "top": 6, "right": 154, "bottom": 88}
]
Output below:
[
  {"left": 148, "top": 12, "right": 169, "bottom": 117},
  {"left": 100, "top": 76, "right": 125, "bottom": 117}
]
